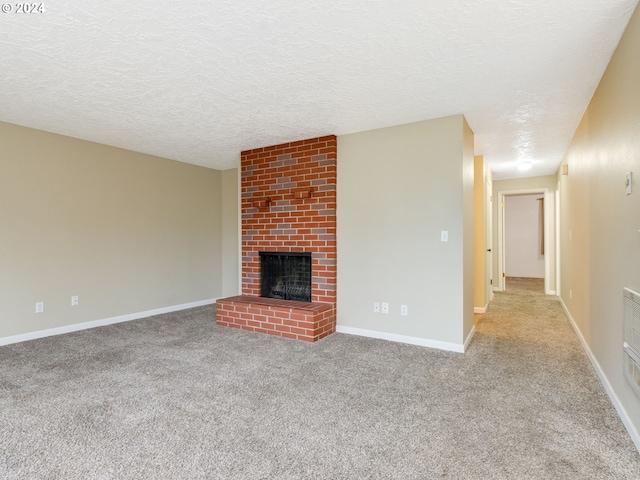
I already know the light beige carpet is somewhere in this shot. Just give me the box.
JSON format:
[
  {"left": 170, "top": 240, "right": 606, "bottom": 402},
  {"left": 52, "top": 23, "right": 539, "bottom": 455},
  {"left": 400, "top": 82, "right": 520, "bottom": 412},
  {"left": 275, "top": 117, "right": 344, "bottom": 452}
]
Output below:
[{"left": 1, "top": 281, "right": 639, "bottom": 478}]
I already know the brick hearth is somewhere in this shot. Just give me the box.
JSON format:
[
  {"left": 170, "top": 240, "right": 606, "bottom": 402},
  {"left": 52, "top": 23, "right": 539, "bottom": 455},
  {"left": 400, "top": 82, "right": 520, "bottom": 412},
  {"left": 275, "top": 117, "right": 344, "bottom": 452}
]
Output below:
[
  {"left": 216, "top": 295, "right": 335, "bottom": 342},
  {"left": 216, "top": 135, "right": 337, "bottom": 342}
]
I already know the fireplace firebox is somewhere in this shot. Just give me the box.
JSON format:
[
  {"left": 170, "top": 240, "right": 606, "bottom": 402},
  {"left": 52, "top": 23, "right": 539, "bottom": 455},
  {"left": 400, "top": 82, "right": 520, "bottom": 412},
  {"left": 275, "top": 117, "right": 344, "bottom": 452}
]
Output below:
[{"left": 260, "top": 252, "right": 312, "bottom": 302}]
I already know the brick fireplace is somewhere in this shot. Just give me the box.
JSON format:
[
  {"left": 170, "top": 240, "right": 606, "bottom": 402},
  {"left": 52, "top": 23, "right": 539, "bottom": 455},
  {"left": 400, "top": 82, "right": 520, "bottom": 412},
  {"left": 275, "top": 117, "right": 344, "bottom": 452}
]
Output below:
[{"left": 216, "top": 135, "right": 337, "bottom": 342}]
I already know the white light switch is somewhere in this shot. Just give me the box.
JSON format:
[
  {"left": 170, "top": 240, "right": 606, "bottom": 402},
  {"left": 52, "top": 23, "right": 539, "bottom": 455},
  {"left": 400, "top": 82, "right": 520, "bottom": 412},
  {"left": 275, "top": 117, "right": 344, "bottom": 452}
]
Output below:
[
  {"left": 441, "top": 231, "right": 448, "bottom": 242},
  {"left": 626, "top": 172, "right": 633, "bottom": 195},
  {"left": 381, "top": 302, "right": 389, "bottom": 314}
]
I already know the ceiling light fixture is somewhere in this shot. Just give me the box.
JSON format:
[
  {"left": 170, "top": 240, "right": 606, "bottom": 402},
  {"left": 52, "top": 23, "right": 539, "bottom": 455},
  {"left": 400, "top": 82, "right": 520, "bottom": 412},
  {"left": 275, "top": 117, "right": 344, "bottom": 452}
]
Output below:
[{"left": 517, "top": 161, "right": 533, "bottom": 171}]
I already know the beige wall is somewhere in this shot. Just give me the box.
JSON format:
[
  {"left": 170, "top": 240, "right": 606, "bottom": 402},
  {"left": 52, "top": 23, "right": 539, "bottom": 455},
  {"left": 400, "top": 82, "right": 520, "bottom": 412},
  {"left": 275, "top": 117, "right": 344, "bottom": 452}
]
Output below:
[
  {"left": 0, "top": 122, "right": 224, "bottom": 339},
  {"left": 337, "top": 115, "right": 474, "bottom": 349},
  {"left": 221, "top": 168, "right": 239, "bottom": 297},
  {"left": 493, "top": 175, "right": 557, "bottom": 292},
  {"left": 560, "top": 3, "right": 640, "bottom": 442},
  {"left": 462, "top": 117, "right": 475, "bottom": 341},
  {"left": 473, "top": 154, "right": 494, "bottom": 311},
  {"left": 474, "top": 156, "right": 486, "bottom": 310}
]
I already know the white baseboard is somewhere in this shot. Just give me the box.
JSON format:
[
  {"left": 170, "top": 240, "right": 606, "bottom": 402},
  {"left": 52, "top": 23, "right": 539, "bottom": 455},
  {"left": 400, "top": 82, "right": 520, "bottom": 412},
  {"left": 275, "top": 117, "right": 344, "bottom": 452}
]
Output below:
[
  {"left": 546, "top": 290, "right": 557, "bottom": 295},
  {"left": 559, "top": 298, "right": 640, "bottom": 453},
  {"left": 0, "top": 299, "right": 218, "bottom": 347},
  {"left": 474, "top": 306, "right": 487, "bottom": 314},
  {"left": 335, "top": 325, "right": 466, "bottom": 353}
]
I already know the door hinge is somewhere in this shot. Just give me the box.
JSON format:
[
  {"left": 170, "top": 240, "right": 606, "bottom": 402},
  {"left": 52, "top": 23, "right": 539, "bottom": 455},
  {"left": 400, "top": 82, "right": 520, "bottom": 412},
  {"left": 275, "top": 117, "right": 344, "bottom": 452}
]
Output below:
[
  {"left": 502, "top": 272, "right": 505, "bottom": 278},
  {"left": 490, "top": 279, "right": 493, "bottom": 285}
]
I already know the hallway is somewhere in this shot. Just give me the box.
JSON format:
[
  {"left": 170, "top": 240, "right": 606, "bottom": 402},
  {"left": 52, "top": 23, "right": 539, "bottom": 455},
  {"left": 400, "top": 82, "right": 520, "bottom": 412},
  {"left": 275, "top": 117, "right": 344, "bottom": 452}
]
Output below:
[{"left": 471, "top": 278, "right": 639, "bottom": 477}]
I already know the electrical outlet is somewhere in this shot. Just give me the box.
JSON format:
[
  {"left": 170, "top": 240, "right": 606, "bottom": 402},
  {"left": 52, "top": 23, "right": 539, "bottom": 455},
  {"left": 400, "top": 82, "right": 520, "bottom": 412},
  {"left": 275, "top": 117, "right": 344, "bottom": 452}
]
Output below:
[
  {"left": 373, "top": 302, "right": 380, "bottom": 313},
  {"left": 381, "top": 302, "right": 389, "bottom": 314},
  {"left": 401, "top": 305, "right": 408, "bottom": 316},
  {"left": 71, "top": 295, "right": 79, "bottom": 306},
  {"left": 35, "top": 302, "right": 44, "bottom": 313}
]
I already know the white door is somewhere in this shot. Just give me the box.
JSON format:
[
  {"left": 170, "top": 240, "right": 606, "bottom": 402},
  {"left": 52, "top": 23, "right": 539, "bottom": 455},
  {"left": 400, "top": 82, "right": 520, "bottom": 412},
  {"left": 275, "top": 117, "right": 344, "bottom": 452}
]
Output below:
[{"left": 485, "top": 181, "right": 493, "bottom": 301}]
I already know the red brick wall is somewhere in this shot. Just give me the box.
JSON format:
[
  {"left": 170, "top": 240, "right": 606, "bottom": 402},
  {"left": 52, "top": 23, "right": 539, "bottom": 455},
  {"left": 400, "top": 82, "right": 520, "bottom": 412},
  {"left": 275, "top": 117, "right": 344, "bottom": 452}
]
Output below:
[{"left": 241, "top": 135, "right": 337, "bottom": 304}]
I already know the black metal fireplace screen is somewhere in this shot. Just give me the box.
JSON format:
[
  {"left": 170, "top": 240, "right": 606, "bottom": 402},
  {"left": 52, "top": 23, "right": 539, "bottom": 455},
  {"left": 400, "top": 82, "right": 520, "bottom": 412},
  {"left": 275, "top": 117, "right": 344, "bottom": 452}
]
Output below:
[{"left": 259, "top": 252, "right": 312, "bottom": 302}]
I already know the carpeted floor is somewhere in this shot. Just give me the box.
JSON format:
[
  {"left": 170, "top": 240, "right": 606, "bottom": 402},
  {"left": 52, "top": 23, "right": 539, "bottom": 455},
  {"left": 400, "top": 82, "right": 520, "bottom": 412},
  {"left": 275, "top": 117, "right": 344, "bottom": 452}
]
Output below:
[{"left": 1, "top": 280, "right": 639, "bottom": 479}]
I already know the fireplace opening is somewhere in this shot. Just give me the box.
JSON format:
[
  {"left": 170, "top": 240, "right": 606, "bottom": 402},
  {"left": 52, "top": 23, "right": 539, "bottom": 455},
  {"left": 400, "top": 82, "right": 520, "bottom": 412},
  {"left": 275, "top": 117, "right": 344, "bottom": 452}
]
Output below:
[{"left": 260, "top": 252, "right": 312, "bottom": 302}]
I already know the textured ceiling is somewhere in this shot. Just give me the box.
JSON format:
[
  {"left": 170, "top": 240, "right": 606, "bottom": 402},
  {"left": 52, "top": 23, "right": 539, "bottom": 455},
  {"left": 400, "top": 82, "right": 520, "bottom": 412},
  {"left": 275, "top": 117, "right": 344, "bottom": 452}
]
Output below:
[{"left": 0, "top": 1, "right": 638, "bottom": 179}]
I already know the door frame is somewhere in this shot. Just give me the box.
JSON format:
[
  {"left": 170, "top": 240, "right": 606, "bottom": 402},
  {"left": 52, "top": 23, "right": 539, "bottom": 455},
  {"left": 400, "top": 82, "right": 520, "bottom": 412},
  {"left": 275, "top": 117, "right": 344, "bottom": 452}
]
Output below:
[
  {"left": 497, "top": 188, "right": 553, "bottom": 294},
  {"left": 485, "top": 180, "right": 494, "bottom": 305},
  {"left": 555, "top": 185, "right": 561, "bottom": 297}
]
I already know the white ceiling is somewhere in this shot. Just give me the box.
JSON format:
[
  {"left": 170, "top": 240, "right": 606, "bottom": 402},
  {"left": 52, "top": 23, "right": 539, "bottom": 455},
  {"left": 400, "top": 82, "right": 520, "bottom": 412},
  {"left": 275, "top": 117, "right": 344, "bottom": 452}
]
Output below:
[{"left": 0, "top": 1, "right": 637, "bottom": 179}]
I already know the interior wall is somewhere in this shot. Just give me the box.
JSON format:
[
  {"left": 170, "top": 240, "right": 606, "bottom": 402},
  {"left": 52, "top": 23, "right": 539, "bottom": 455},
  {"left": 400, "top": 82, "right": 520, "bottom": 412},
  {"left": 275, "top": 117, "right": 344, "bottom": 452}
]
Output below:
[
  {"left": 337, "top": 115, "right": 474, "bottom": 349},
  {"left": 493, "top": 175, "right": 557, "bottom": 291},
  {"left": 221, "top": 168, "right": 239, "bottom": 297},
  {"left": 504, "top": 194, "right": 545, "bottom": 278},
  {"left": 474, "top": 156, "right": 486, "bottom": 310},
  {"left": 559, "top": 3, "right": 640, "bottom": 446},
  {"left": 0, "top": 122, "right": 223, "bottom": 339},
  {"left": 462, "top": 117, "right": 475, "bottom": 341}
]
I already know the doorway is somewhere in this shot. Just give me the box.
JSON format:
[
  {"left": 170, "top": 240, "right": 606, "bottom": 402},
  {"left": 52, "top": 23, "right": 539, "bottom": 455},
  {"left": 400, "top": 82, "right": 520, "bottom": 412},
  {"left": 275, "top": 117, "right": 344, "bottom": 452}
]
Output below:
[
  {"left": 504, "top": 193, "right": 544, "bottom": 291},
  {"left": 496, "top": 188, "right": 556, "bottom": 295}
]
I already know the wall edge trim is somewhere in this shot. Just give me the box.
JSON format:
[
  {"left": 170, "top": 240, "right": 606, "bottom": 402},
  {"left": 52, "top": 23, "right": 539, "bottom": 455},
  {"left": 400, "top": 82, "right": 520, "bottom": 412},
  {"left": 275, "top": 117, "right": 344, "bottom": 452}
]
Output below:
[
  {"left": 464, "top": 325, "right": 476, "bottom": 352},
  {"left": 560, "top": 297, "right": 640, "bottom": 453},
  {"left": 0, "top": 299, "right": 218, "bottom": 346},
  {"left": 335, "top": 325, "right": 465, "bottom": 353},
  {"left": 474, "top": 306, "right": 487, "bottom": 314}
]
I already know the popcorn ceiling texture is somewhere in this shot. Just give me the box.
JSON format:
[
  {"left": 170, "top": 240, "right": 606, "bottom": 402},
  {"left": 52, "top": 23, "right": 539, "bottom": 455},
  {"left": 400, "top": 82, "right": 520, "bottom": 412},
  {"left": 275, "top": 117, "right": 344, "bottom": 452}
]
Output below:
[{"left": 0, "top": 1, "right": 637, "bottom": 178}]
